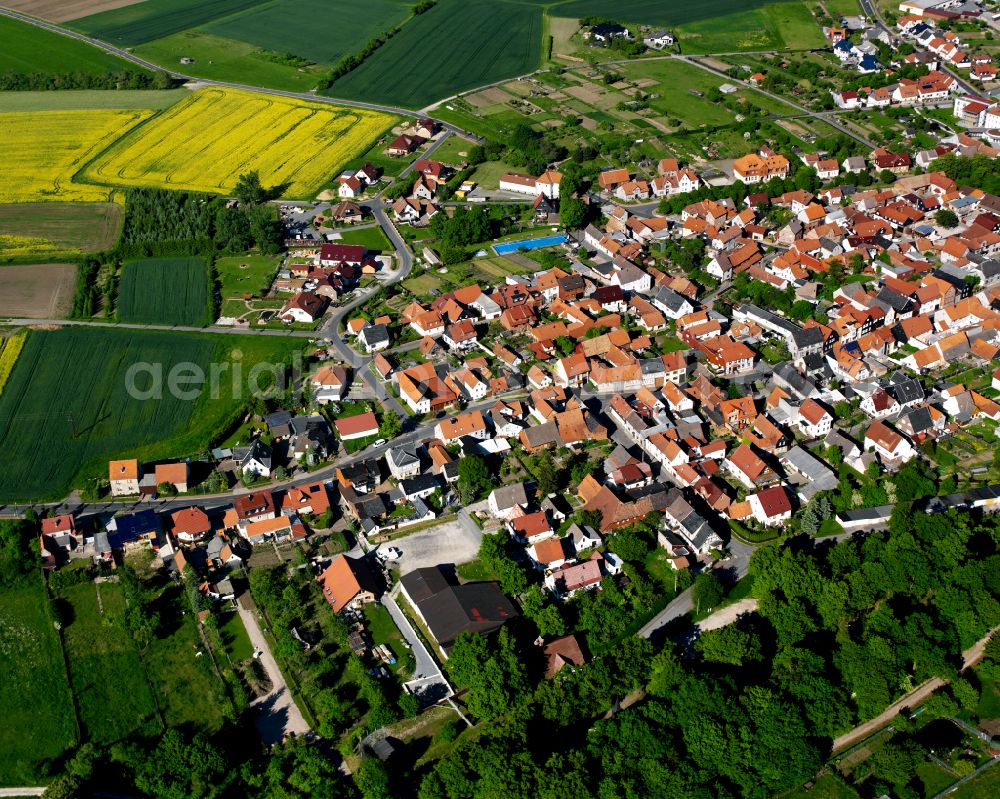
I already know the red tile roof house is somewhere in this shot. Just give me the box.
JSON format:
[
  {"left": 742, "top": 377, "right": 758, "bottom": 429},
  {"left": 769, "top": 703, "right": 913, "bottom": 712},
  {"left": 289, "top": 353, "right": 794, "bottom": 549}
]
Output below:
[
  {"left": 335, "top": 411, "right": 379, "bottom": 441},
  {"left": 545, "top": 555, "right": 603, "bottom": 598},
  {"left": 748, "top": 486, "right": 793, "bottom": 527},
  {"left": 282, "top": 481, "right": 332, "bottom": 517},
  {"left": 386, "top": 133, "right": 426, "bottom": 157},
  {"left": 509, "top": 511, "right": 554, "bottom": 544},
  {"left": 170, "top": 506, "right": 212, "bottom": 543},
  {"left": 864, "top": 420, "right": 916, "bottom": 467},
  {"left": 280, "top": 291, "right": 327, "bottom": 323},
  {"left": 40, "top": 514, "right": 79, "bottom": 566},
  {"left": 228, "top": 490, "right": 277, "bottom": 535},
  {"left": 317, "top": 243, "right": 365, "bottom": 266}
]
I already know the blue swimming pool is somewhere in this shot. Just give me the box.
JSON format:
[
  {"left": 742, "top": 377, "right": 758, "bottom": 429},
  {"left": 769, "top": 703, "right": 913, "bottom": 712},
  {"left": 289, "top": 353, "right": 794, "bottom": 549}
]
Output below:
[{"left": 493, "top": 234, "right": 568, "bottom": 255}]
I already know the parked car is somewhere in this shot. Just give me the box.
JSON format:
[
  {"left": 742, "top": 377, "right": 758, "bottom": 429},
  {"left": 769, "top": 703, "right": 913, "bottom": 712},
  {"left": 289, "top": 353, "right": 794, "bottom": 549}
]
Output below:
[
  {"left": 372, "top": 438, "right": 387, "bottom": 448},
  {"left": 377, "top": 546, "right": 402, "bottom": 561}
]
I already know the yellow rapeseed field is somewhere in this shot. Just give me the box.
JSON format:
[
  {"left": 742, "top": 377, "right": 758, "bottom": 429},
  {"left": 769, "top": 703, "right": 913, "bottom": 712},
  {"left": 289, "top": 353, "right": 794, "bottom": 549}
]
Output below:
[
  {"left": 0, "top": 333, "right": 27, "bottom": 398},
  {"left": 82, "top": 88, "right": 397, "bottom": 199},
  {"left": 0, "top": 109, "right": 152, "bottom": 203}
]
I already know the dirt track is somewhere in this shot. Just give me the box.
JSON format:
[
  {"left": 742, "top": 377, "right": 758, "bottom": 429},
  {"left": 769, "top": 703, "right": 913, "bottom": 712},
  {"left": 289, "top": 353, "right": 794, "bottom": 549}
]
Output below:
[{"left": 833, "top": 624, "right": 1000, "bottom": 752}]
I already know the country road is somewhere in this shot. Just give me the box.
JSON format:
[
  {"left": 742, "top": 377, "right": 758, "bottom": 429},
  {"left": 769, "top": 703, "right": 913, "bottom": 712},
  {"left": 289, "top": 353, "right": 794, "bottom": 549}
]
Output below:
[{"left": 0, "top": 7, "right": 483, "bottom": 142}]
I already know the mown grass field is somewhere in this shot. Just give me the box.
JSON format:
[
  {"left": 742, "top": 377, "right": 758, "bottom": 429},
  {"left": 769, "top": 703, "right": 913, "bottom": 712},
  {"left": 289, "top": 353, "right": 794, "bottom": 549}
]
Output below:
[
  {"left": 117, "top": 257, "right": 211, "bottom": 326},
  {"left": 334, "top": 226, "right": 392, "bottom": 252},
  {"left": 215, "top": 254, "right": 280, "bottom": 299},
  {"left": 0, "top": 203, "right": 122, "bottom": 252},
  {"left": 56, "top": 581, "right": 161, "bottom": 745},
  {"left": 72, "top": 0, "right": 269, "bottom": 45},
  {"left": 618, "top": 60, "right": 736, "bottom": 126},
  {"left": 0, "top": 572, "right": 77, "bottom": 785},
  {"left": 0, "top": 327, "right": 301, "bottom": 501},
  {"left": 0, "top": 14, "right": 148, "bottom": 76},
  {"left": 0, "top": 109, "right": 151, "bottom": 202},
  {"left": 81, "top": 88, "right": 395, "bottom": 199},
  {"left": 205, "top": 0, "right": 412, "bottom": 65},
  {"left": 325, "top": 0, "right": 542, "bottom": 109},
  {"left": 134, "top": 30, "right": 330, "bottom": 91}
]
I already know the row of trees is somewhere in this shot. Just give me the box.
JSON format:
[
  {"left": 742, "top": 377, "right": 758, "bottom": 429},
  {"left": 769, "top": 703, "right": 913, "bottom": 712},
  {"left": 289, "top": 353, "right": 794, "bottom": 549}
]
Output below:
[{"left": 0, "top": 69, "right": 171, "bottom": 92}]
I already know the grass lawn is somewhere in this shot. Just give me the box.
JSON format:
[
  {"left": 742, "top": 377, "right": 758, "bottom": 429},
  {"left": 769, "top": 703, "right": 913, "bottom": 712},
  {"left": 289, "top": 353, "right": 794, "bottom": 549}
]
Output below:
[
  {"left": 0, "top": 14, "right": 149, "bottom": 76},
  {"left": 660, "top": 336, "right": 688, "bottom": 353},
  {"left": 431, "top": 136, "right": 477, "bottom": 166},
  {"left": 362, "top": 604, "right": 409, "bottom": 671},
  {"left": 471, "top": 160, "right": 522, "bottom": 190},
  {"left": 917, "top": 762, "right": 957, "bottom": 798},
  {"left": 456, "top": 558, "right": 499, "bottom": 583},
  {"left": 215, "top": 254, "right": 280, "bottom": 299},
  {"left": 134, "top": 31, "right": 327, "bottom": 92},
  {"left": 976, "top": 672, "right": 1000, "bottom": 721},
  {"left": 0, "top": 202, "right": 122, "bottom": 253},
  {"left": 334, "top": 226, "right": 393, "bottom": 252},
  {"left": 57, "top": 581, "right": 161, "bottom": 744},
  {"left": 824, "top": 0, "right": 862, "bottom": 16},
  {"left": 0, "top": 90, "right": 186, "bottom": 112},
  {"left": 950, "top": 764, "right": 1000, "bottom": 799},
  {"left": 402, "top": 271, "right": 443, "bottom": 298},
  {"left": 617, "top": 60, "right": 735, "bottom": 127},
  {"left": 142, "top": 585, "right": 230, "bottom": 732},
  {"left": 324, "top": 0, "right": 543, "bottom": 109},
  {"left": 218, "top": 611, "right": 254, "bottom": 662},
  {"left": 117, "top": 257, "right": 211, "bottom": 327},
  {"left": 0, "top": 327, "right": 302, "bottom": 502},
  {"left": 0, "top": 574, "right": 77, "bottom": 785}
]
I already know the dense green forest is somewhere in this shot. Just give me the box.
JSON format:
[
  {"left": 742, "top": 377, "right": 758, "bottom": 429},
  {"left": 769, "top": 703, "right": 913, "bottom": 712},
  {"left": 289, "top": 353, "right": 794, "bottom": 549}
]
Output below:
[{"left": 412, "top": 507, "right": 1000, "bottom": 799}]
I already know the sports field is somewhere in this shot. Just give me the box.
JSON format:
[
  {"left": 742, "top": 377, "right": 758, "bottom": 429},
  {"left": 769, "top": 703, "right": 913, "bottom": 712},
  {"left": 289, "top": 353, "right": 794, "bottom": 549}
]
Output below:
[
  {"left": 72, "top": 0, "right": 269, "bottom": 46},
  {"left": 0, "top": 203, "right": 122, "bottom": 252},
  {"left": 81, "top": 88, "right": 395, "bottom": 199},
  {"left": 325, "top": 0, "right": 543, "bottom": 109},
  {"left": 0, "top": 109, "right": 151, "bottom": 202},
  {"left": 0, "top": 327, "right": 301, "bottom": 501},
  {"left": 57, "top": 581, "right": 161, "bottom": 745},
  {"left": 205, "top": 0, "right": 412, "bottom": 65},
  {"left": 0, "top": 264, "right": 77, "bottom": 319},
  {"left": 0, "top": 570, "right": 78, "bottom": 785},
  {"left": 0, "top": 14, "right": 147, "bottom": 76},
  {"left": 117, "top": 257, "right": 211, "bottom": 326}
]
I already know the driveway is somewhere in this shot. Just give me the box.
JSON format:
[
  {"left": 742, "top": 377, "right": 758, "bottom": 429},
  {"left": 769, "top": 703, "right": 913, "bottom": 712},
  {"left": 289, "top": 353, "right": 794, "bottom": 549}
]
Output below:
[
  {"left": 383, "top": 586, "right": 451, "bottom": 704},
  {"left": 237, "top": 595, "right": 311, "bottom": 745}
]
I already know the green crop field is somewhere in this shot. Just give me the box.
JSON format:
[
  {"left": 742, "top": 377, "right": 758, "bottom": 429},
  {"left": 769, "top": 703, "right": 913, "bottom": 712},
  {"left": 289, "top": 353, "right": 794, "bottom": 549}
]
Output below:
[
  {"left": 205, "top": 0, "right": 412, "bottom": 65},
  {"left": 0, "top": 90, "right": 186, "bottom": 113},
  {"left": 117, "top": 257, "right": 211, "bottom": 326},
  {"left": 57, "top": 581, "right": 160, "bottom": 745},
  {"left": 551, "top": 0, "right": 824, "bottom": 52},
  {"left": 325, "top": 0, "right": 542, "bottom": 109},
  {"left": 0, "top": 568, "right": 77, "bottom": 785},
  {"left": 0, "top": 203, "right": 122, "bottom": 253},
  {"left": 72, "top": 0, "right": 270, "bottom": 46},
  {"left": 0, "top": 327, "right": 301, "bottom": 502},
  {"left": 0, "top": 15, "right": 148, "bottom": 76}
]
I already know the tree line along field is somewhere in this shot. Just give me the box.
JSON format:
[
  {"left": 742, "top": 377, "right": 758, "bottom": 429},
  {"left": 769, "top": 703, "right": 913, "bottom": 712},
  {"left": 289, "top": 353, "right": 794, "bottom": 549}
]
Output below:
[
  {"left": 0, "top": 14, "right": 148, "bottom": 77},
  {"left": 324, "top": 0, "right": 543, "bottom": 109},
  {"left": 0, "top": 108, "right": 152, "bottom": 203},
  {"left": 0, "top": 327, "right": 301, "bottom": 502},
  {"left": 80, "top": 87, "right": 396, "bottom": 199},
  {"left": 0, "top": 567, "right": 77, "bottom": 785},
  {"left": 117, "top": 257, "right": 211, "bottom": 327},
  {"left": 70, "top": 0, "right": 270, "bottom": 45}
]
